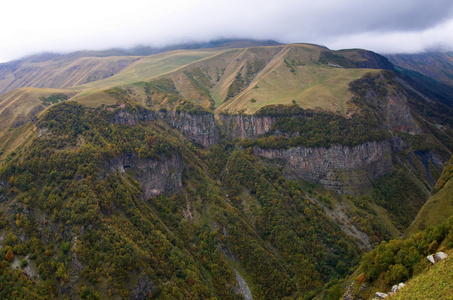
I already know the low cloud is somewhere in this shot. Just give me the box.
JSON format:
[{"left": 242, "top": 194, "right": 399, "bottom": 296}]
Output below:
[{"left": 1, "top": 0, "right": 453, "bottom": 62}]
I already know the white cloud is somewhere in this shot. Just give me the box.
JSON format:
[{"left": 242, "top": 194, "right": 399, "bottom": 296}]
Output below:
[
  {"left": 1, "top": 0, "right": 453, "bottom": 62},
  {"left": 325, "top": 18, "right": 453, "bottom": 53}
]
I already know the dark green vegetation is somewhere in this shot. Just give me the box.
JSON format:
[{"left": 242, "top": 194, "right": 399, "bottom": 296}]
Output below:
[
  {"left": 346, "top": 216, "right": 453, "bottom": 299},
  {"left": 242, "top": 104, "right": 387, "bottom": 148},
  {"left": 389, "top": 251, "right": 453, "bottom": 300},
  {"left": 225, "top": 60, "right": 266, "bottom": 101},
  {"left": 1, "top": 43, "right": 453, "bottom": 299},
  {"left": 0, "top": 102, "right": 374, "bottom": 299},
  {"left": 406, "top": 155, "right": 453, "bottom": 235},
  {"left": 0, "top": 92, "right": 430, "bottom": 299},
  {"left": 39, "top": 93, "right": 68, "bottom": 107}
]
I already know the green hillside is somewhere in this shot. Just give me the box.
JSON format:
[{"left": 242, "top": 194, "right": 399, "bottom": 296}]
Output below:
[
  {"left": 0, "top": 101, "right": 399, "bottom": 299},
  {"left": 406, "top": 156, "right": 453, "bottom": 236},
  {"left": 389, "top": 252, "right": 453, "bottom": 299},
  {"left": 344, "top": 216, "right": 453, "bottom": 300}
]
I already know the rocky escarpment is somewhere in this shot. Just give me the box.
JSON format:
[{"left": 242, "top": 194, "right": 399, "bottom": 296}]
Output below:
[
  {"left": 255, "top": 140, "right": 393, "bottom": 194},
  {"left": 352, "top": 71, "right": 422, "bottom": 135},
  {"left": 112, "top": 107, "right": 219, "bottom": 147},
  {"left": 0, "top": 180, "right": 9, "bottom": 202},
  {"left": 111, "top": 107, "right": 155, "bottom": 126},
  {"left": 218, "top": 114, "right": 276, "bottom": 139},
  {"left": 164, "top": 110, "right": 219, "bottom": 147},
  {"left": 103, "top": 153, "right": 183, "bottom": 199}
]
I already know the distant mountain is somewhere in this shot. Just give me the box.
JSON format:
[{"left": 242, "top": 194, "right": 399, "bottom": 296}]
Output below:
[
  {"left": 0, "top": 39, "right": 280, "bottom": 95},
  {"left": 386, "top": 51, "right": 453, "bottom": 87}
]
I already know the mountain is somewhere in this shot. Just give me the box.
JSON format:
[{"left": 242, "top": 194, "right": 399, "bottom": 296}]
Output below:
[
  {"left": 406, "top": 155, "right": 453, "bottom": 236},
  {"left": 0, "top": 39, "right": 280, "bottom": 95},
  {"left": 386, "top": 51, "right": 453, "bottom": 87},
  {"left": 0, "top": 42, "right": 453, "bottom": 299}
]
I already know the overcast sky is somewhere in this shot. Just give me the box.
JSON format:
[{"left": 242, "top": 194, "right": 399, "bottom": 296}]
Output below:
[{"left": 1, "top": 0, "right": 453, "bottom": 62}]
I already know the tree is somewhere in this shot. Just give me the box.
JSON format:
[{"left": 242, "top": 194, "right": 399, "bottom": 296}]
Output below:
[{"left": 5, "top": 249, "right": 14, "bottom": 261}]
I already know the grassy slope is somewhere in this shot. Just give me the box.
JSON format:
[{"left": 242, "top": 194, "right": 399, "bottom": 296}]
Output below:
[
  {"left": 389, "top": 251, "right": 453, "bottom": 299},
  {"left": 135, "top": 44, "right": 380, "bottom": 114},
  {"left": 0, "top": 87, "right": 76, "bottom": 160},
  {"left": 0, "top": 45, "right": 386, "bottom": 130},
  {"left": 387, "top": 52, "right": 453, "bottom": 87},
  {"left": 217, "top": 45, "right": 374, "bottom": 114},
  {"left": 0, "top": 50, "right": 221, "bottom": 141},
  {"left": 0, "top": 87, "right": 73, "bottom": 135},
  {"left": 0, "top": 56, "right": 140, "bottom": 94},
  {"left": 72, "top": 50, "right": 219, "bottom": 93},
  {"left": 406, "top": 157, "right": 453, "bottom": 236}
]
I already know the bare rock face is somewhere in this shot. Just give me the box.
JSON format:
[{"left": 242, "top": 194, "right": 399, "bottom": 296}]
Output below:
[
  {"left": 166, "top": 111, "right": 219, "bottom": 147},
  {"left": 104, "top": 153, "right": 183, "bottom": 199},
  {"left": 218, "top": 114, "right": 276, "bottom": 139},
  {"left": 254, "top": 140, "right": 393, "bottom": 194},
  {"left": 234, "top": 269, "right": 253, "bottom": 300},
  {"left": 129, "top": 274, "right": 153, "bottom": 300},
  {"left": 0, "top": 180, "right": 8, "bottom": 201},
  {"left": 383, "top": 91, "right": 422, "bottom": 134},
  {"left": 112, "top": 108, "right": 155, "bottom": 126},
  {"left": 358, "top": 72, "right": 421, "bottom": 135}
]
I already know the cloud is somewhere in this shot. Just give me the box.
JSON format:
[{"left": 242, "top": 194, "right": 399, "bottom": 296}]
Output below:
[{"left": 1, "top": 0, "right": 453, "bottom": 62}]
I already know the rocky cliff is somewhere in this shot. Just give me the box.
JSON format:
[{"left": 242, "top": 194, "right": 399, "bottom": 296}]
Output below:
[
  {"left": 103, "top": 153, "right": 183, "bottom": 199},
  {"left": 352, "top": 71, "right": 422, "bottom": 135},
  {"left": 254, "top": 140, "right": 393, "bottom": 194},
  {"left": 165, "top": 111, "right": 219, "bottom": 147},
  {"left": 218, "top": 114, "right": 276, "bottom": 139},
  {"left": 112, "top": 107, "right": 219, "bottom": 147},
  {"left": 111, "top": 107, "right": 155, "bottom": 125}
]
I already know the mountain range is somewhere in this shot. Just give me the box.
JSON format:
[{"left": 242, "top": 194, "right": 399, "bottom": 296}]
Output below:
[{"left": 0, "top": 40, "right": 452, "bottom": 299}]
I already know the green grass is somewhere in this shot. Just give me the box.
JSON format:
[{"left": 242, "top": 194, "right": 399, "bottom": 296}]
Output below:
[
  {"left": 215, "top": 49, "right": 378, "bottom": 114},
  {"left": 407, "top": 156, "right": 453, "bottom": 236},
  {"left": 72, "top": 50, "right": 218, "bottom": 94},
  {"left": 389, "top": 252, "right": 453, "bottom": 299}
]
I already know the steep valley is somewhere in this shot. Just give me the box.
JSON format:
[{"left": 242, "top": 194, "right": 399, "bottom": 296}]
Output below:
[{"left": 0, "top": 43, "right": 453, "bottom": 299}]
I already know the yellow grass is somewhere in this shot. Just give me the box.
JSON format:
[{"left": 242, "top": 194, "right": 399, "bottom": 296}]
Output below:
[{"left": 0, "top": 87, "right": 73, "bottom": 139}]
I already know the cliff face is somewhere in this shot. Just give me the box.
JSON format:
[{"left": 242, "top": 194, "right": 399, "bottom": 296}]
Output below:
[
  {"left": 0, "top": 179, "right": 8, "bottom": 202},
  {"left": 112, "top": 108, "right": 155, "bottom": 126},
  {"left": 254, "top": 140, "right": 393, "bottom": 194},
  {"left": 103, "top": 153, "right": 183, "bottom": 199},
  {"left": 353, "top": 71, "right": 422, "bottom": 135},
  {"left": 218, "top": 114, "right": 276, "bottom": 139},
  {"left": 112, "top": 108, "right": 219, "bottom": 147},
  {"left": 366, "top": 88, "right": 421, "bottom": 134},
  {"left": 165, "top": 111, "right": 219, "bottom": 147}
]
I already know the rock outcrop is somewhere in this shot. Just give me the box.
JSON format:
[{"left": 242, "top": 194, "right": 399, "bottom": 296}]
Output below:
[
  {"left": 355, "top": 72, "right": 422, "bottom": 135},
  {"left": 234, "top": 269, "right": 253, "bottom": 300},
  {"left": 112, "top": 108, "right": 155, "bottom": 126},
  {"left": 112, "top": 107, "right": 219, "bottom": 147},
  {"left": 103, "top": 153, "right": 183, "bottom": 198},
  {"left": 218, "top": 114, "right": 276, "bottom": 139},
  {"left": 0, "top": 180, "right": 9, "bottom": 202},
  {"left": 254, "top": 140, "right": 393, "bottom": 194},
  {"left": 427, "top": 251, "right": 448, "bottom": 264},
  {"left": 129, "top": 274, "right": 154, "bottom": 300},
  {"left": 165, "top": 111, "right": 219, "bottom": 147}
]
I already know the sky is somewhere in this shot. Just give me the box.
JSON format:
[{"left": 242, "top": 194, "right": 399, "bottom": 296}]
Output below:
[{"left": 1, "top": 0, "right": 453, "bottom": 62}]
